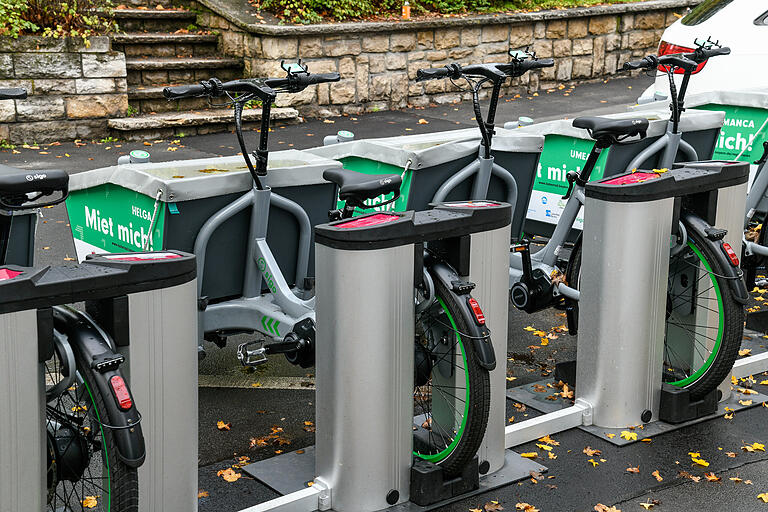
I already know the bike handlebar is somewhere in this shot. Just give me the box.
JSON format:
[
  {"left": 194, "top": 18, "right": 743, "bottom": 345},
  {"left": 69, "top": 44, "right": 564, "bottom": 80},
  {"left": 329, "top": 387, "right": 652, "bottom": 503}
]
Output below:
[
  {"left": 416, "top": 58, "right": 553, "bottom": 83},
  {"left": 163, "top": 73, "right": 341, "bottom": 100},
  {"left": 623, "top": 45, "right": 730, "bottom": 72},
  {"left": 688, "top": 45, "right": 730, "bottom": 64},
  {"left": 0, "top": 88, "right": 27, "bottom": 100},
  {"left": 416, "top": 65, "right": 461, "bottom": 82}
]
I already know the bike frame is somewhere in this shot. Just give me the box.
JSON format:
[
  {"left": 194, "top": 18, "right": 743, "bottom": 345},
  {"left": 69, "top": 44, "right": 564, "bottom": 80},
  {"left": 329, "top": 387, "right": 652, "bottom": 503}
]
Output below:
[{"left": 743, "top": 148, "right": 768, "bottom": 258}]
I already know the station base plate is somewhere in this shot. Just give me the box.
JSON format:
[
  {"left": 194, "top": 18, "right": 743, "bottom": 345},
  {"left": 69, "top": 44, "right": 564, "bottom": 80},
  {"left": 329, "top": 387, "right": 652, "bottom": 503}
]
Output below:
[
  {"left": 507, "top": 379, "right": 768, "bottom": 447},
  {"left": 242, "top": 447, "right": 546, "bottom": 510}
]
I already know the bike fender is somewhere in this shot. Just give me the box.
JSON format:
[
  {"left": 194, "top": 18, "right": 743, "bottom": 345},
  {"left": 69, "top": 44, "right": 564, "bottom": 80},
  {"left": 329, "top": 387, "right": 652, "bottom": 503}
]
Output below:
[
  {"left": 52, "top": 307, "right": 146, "bottom": 468},
  {"left": 681, "top": 213, "right": 749, "bottom": 305},
  {"left": 428, "top": 262, "right": 497, "bottom": 371}
]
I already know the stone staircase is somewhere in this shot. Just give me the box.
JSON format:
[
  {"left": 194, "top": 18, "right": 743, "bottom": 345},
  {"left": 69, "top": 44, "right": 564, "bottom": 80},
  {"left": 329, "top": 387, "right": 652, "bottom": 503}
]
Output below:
[{"left": 108, "top": 7, "right": 298, "bottom": 140}]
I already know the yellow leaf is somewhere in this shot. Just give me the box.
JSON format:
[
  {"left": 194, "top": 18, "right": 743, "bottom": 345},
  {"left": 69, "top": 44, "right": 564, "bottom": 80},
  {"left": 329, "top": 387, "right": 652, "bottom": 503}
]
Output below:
[
  {"left": 593, "top": 504, "right": 620, "bottom": 512},
  {"left": 82, "top": 496, "right": 99, "bottom": 508},
  {"left": 626, "top": 467, "right": 640, "bottom": 473},
  {"left": 588, "top": 458, "right": 599, "bottom": 467},
  {"left": 536, "top": 443, "right": 552, "bottom": 451},
  {"left": 732, "top": 375, "right": 739, "bottom": 385},
  {"left": 538, "top": 435, "right": 560, "bottom": 446},
  {"left": 688, "top": 452, "right": 700, "bottom": 458},
  {"left": 620, "top": 431, "right": 638, "bottom": 441},
  {"left": 515, "top": 503, "right": 539, "bottom": 512},
  {"left": 652, "top": 470, "right": 663, "bottom": 481},
  {"left": 506, "top": 376, "right": 517, "bottom": 382},
  {"left": 524, "top": 326, "right": 535, "bottom": 331},
  {"left": 739, "top": 400, "right": 753, "bottom": 406},
  {"left": 739, "top": 349, "right": 753, "bottom": 357},
  {"left": 704, "top": 472, "right": 721, "bottom": 482},
  {"left": 217, "top": 420, "right": 231, "bottom": 431},
  {"left": 752, "top": 442, "right": 765, "bottom": 452},
  {"left": 640, "top": 438, "right": 652, "bottom": 443},
  {"left": 198, "top": 490, "right": 209, "bottom": 498},
  {"left": 548, "top": 451, "right": 557, "bottom": 459},
  {"left": 520, "top": 452, "right": 538, "bottom": 459},
  {"left": 540, "top": 338, "right": 549, "bottom": 346},
  {"left": 417, "top": 118, "right": 429, "bottom": 125},
  {"left": 639, "top": 503, "right": 653, "bottom": 510},
  {"left": 508, "top": 416, "right": 515, "bottom": 423},
  {"left": 759, "top": 380, "right": 768, "bottom": 385},
  {"left": 724, "top": 412, "right": 734, "bottom": 420},
  {"left": 758, "top": 493, "right": 768, "bottom": 503},
  {"left": 217, "top": 467, "right": 242, "bottom": 482},
  {"left": 605, "top": 433, "right": 616, "bottom": 439},
  {"left": 692, "top": 458, "right": 709, "bottom": 467},
  {"left": 583, "top": 446, "right": 601, "bottom": 456},
  {"left": 730, "top": 477, "right": 743, "bottom": 483}
]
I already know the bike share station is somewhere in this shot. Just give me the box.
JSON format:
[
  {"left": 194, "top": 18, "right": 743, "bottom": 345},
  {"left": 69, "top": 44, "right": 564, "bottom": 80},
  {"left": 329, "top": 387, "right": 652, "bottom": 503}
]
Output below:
[
  {"left": 0, "top": 250, "right": 198, "bottom": 512},
  {"left": 505, "top": 159, "right": 768, "bottom": 448}
]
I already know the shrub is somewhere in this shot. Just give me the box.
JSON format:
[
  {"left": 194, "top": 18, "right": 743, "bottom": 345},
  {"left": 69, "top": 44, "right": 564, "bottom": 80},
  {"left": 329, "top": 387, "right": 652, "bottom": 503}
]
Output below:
[{"left": 0, "top": 0, "right": 116, "bottom": 42}]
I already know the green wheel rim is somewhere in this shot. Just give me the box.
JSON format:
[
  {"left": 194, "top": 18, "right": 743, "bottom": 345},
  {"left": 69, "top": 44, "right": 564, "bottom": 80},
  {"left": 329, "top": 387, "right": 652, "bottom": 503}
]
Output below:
[
  {"left": 81, "top": 378, "right": 112, "bottom": 511},
  {"left": 414, "top": 297, "right": 471, "bottom": 463},
  {"left": 668, "top": 242, "right": 724, "bottom": 388}
]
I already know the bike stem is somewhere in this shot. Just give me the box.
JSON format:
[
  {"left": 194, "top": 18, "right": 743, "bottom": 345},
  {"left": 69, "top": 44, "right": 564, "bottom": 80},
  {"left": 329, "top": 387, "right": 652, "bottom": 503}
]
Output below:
[{"left": 472, "top": 79, "right": 504, "bottom": 160}]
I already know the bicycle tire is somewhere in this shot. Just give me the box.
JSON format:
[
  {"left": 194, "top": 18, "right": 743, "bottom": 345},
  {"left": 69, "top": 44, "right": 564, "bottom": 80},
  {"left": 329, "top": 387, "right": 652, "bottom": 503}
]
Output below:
[
  {"left": 743, "top": 218, "right": 768, "bottom": 289},
  {"left": 566, "top": 224, "right": 744, "bottom": 401},
  {"left": 46, "top": 329, "right": 139, "bottom": 512},
  {"left": 413, "top": 274, "right": 490, "bottom": 478}
]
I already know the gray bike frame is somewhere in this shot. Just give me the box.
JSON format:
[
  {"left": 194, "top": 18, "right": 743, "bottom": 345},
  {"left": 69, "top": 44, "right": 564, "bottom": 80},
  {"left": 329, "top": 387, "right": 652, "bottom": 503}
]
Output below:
[
  {"left": 743, "top": 158, "right": 768, "bottom": 258},
  {"left": 193, "top": 182, "right": 315, "bottom": 354}
]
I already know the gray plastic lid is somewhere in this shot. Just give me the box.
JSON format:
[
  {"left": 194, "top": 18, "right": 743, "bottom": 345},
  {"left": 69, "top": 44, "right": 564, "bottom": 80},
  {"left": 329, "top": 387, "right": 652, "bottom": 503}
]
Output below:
[
  {"left": 631, "top": 89, "right": 768, "bottom": 112},
  {"left": 68, "top": 149, "right": 343, "bottom": 202}
]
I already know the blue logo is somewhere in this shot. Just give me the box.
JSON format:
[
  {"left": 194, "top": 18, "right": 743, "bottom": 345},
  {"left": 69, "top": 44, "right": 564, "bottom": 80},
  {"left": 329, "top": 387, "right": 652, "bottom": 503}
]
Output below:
[
  {"left": 541, "top": 196, "right": 548, "bottom": 205},
  {"left": 545, "top": 210, "right": 552, "bottom": 217}
]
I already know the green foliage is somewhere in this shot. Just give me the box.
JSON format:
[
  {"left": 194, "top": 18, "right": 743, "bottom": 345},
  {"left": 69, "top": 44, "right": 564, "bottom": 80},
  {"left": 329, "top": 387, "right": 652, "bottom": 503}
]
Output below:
[
  {"left": 260, "top": 0, "right": 643, "bottom": 23},
  {"left": 0, "top": 0, "right": 116, "bottom": 40},
  {"left": 0, "top": 0, "right": 40, "bottom": 38},
  {"left": 0, "top": 139, "right": 15, "bottom": 150}
]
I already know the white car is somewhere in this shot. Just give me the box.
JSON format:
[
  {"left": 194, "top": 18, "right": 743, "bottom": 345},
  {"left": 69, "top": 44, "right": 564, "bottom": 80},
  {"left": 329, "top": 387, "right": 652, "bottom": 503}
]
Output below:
[{"left": 638, "top": 0, "right": 768, "bottom": 103}]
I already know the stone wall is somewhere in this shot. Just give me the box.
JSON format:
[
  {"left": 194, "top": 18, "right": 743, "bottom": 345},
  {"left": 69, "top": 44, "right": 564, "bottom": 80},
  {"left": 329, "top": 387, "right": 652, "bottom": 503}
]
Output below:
[
  {"left": 0, "top": 36, "right": 128, "bottom": 144},
  {"left": 193, "top": 0, "right": 699, "bottom": 116}
]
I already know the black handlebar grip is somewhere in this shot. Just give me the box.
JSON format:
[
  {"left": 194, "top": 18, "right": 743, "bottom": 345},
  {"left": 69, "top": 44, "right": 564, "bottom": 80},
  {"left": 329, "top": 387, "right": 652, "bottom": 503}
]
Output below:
[
  {"left": 299, "top": 72, "right": 341, "bottom": 86},
  {"left": 525, "top": 58, "right": 555, "bottom": 70},
  {"left": 163, "top": 84, "right": 207, "bottom": 100},
  {"left": 691, "top": 46, "right": 731, "bottom": 63},
  {"left": 416, "top": 67, "right": 453, "bottom": 82},
  {"left": 622, "top": 56, "right": 657, "bottom": 71},
  {"left": 0, "top": 88, "right": 27, "bottom": 100}
]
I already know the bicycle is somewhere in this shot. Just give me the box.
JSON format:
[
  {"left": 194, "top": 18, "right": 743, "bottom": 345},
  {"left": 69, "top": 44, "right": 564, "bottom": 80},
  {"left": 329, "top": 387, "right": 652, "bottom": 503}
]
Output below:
[
  {"left": 416, "top": 49, "right": 747, "bottom": 400},
  {"left": 0, "top": 88, "right": 145, "bottom": 511},
  {"left": 163, "top": 61, "right": 495, "bottom": 476},
  {"left": 734, "top": 141, "right": 768, "bottom": 288}
]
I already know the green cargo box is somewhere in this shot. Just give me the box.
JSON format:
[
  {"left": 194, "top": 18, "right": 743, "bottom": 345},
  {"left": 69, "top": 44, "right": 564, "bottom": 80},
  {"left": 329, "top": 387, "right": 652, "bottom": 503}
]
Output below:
[
  {"left": 632, "top": 89, "right": 768, "bottom": 167},
  {"left": 66, "top": 150, "right": 342, "bottom": 301},
  {"left": 305, "top": 128, "right": 545, "bottom": 240},
  {"left": 514, "top": 108, "right": 724, "bottom": 236}
]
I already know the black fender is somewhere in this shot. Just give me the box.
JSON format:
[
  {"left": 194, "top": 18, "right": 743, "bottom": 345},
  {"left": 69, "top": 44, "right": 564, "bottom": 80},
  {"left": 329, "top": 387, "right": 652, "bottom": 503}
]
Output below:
[
  {"left": 681, "top": 212, "right": 749, "bottom": 305},
  {"left": 52, "top": 306, "right": 146, "bottom": 468},
  {"left": 427, "top": 260, "right": 496, "bottom": 371}
]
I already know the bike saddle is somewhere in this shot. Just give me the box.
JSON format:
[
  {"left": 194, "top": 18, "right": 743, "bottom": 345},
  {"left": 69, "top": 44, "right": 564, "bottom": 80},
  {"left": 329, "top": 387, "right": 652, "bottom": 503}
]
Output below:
[
  {"left": 323, "top": 168, "right": 402, "bottom": 203},
  {"left": 0, "top": 164, "right": 69, "bottom": 210},
  {"left": 573, "top": 116, "right": 648, "bottom": 141}
]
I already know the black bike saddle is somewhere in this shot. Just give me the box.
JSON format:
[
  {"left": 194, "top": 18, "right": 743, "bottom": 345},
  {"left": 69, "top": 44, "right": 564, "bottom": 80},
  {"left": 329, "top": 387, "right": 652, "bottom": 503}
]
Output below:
[
  {"left": 573, "top": 116, "right": 649, "bottom": 141},
  {"left": 0, "top": 164, "right": 69, "bottom": 210},
  {"left": 323, "top": 168, "right": 402, "bottom": 203}
]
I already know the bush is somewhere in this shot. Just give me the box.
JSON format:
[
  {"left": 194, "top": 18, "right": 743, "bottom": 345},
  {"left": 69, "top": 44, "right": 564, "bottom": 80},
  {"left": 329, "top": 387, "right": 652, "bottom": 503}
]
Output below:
[{"left": 0, "top": 0, "right": 116, "bottom": 41}]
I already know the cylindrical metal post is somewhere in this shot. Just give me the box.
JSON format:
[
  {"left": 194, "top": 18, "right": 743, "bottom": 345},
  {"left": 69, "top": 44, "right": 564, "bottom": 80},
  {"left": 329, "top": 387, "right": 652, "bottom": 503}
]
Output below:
[{"left": 315, "top": 243, "right": 415, "bottom": 512}]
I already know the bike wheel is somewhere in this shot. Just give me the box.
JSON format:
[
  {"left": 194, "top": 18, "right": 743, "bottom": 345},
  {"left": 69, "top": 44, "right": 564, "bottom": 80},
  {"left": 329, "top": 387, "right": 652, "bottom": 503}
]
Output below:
[
  {"left": 45, "top": 330, "right": 138, "bottom": 512},
  {"left": 567, "top": 227, "right": 744, "bottom": 401},
  {"left": 744, "top": 218, "right": 768, "bottom": 289},
  {"left": 413, "top": 275, "right": 490, "bottom": 478}
]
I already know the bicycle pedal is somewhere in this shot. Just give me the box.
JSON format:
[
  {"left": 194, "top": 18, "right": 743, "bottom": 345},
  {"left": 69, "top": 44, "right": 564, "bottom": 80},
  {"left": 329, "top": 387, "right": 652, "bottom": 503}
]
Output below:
[{"left": 237, "top": 340, "right": 268, "bottom": 367}]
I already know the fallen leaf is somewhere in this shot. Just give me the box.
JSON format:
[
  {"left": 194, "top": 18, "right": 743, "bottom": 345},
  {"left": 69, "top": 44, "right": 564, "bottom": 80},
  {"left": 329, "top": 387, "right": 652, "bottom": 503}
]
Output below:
[
  {"left": 588, "top": 458, "right": 599, "bottom": 467},
  {"left": 506, "top": 376, "right": 517, "bottom": 382},
  {"left": 484, "top": 501, "right": 503, "bottom": 511},
  {"left": 730, "top": 477, "right": 743, "bottom": 483},
  {"left": 520, "top": 452, "right": 538, "bottom": 459},
  {"left": 515, "top": 503, "right": 539, "bottom": 512},
  {"left": 417, "top": 119, "right": 429, "bottom": 124},
  {"left": 679, "top": 471, "right": 701, "bottom": 483},
  {"left": 759, "top": 493, "right": 768, "bottom": 503},
  {"left": 724, "top": 412, "right": 734, "bottom": 420},
  {"left": 538, "top": 435, "right": 560, "bottom": 446},
  {"left": 536, "top": 443, "right": 552, "bottom": 451},
  {"left": 548, "top": 452, "right": 557, "bottom": 459},
  {"left": 198, "top": 490, "right": 209, "bottom": 498},
  {"left": 217, "top": 421, "right": 231, "bottom": 431},
  {"left": 639, "top": 504, "right": 652, "bottom": 510},
  {"left": 584, "top": 446, "right": 601, "bottom": 456},
  {"left": 652, "top": 470, "right": 663, "bottom": 482},
  {"left": 508, "top": 417, "right": 515, "bottom": 423},
  {"left": 605, "top": 433, "right": 616, "bottom": 439},
  {"left": 81, "top": 496, "right": 99, "bottom": 508},
  {"left": 692, "top": 458, "right": 709, "bottom": 467},
  {"left": 704, "top": 472, "right": 721, "bottom": 482},
  {"left": 594, "top": 504, "right": 620, "bottom": 512},
  {"left": 739, "top": 349, "right": 753, "bottom": 357},
  {"left": 217, "top": 467, "right": 241, "bottom": 482},
  {"left": 620, "top": 431, "right": 638, "bottom": 441},
  {"left": 626, "top": 467, "right": 640, "bottom": 473}
]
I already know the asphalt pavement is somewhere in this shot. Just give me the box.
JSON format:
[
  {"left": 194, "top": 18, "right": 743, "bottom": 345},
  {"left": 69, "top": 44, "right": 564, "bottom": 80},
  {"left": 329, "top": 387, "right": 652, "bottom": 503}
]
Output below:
[{"left": 5, "top": 74, "right": 768, "bottom": 511}]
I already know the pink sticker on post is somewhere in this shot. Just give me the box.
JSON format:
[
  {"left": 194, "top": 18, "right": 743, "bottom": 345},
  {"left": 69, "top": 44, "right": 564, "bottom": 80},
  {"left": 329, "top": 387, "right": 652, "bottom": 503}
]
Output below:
[
  {"left": 601, "top": 172, "right": 661, "bottom": 185},
  {"left": 337, "top": 213, "right": 400, "bottom": 229}
]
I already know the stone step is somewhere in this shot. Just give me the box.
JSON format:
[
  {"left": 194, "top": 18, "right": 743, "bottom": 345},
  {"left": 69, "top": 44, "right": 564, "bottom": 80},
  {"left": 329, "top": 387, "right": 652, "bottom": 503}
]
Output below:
[
  {"left": 108, "top": 107, "right": 300, "bottom": 140},
  {"left": 113, "top": 9, "right": 198, "bottom": 32},
  {"left": 128, "top": 85, "right": 210, "bottom": 113},
  {"left": 126, "top": 57, "right": 242, "bottom": 71},
  {"left": 113, "top": 33, "right": 219, "bottom": 57}
]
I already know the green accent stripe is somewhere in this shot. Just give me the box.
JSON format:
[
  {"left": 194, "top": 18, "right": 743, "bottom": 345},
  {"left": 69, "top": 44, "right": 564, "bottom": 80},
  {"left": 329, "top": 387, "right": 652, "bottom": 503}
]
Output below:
[
  {"left": 81, "top": 378, "right": 112, "bottom": 511},
  {"left": 415, "top": 297, "right": 470, "bottom": 463},
  {"left": 670, "top": 242, "right": 724, "bottom": 388}
]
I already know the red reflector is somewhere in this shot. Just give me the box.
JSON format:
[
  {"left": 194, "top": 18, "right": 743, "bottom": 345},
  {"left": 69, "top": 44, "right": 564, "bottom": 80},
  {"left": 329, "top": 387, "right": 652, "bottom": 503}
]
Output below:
[
  {"left": 721, "top": 242, "right": 739, "bottom": 267},
  {"left": 0, "top": 268, "right": 22, "bottom": 281},
  {"left": 337, "top": 213, "right": 399, "bottom": 229},
  {"left": 109, "top": 376, "right": 133, "bottom": 410},
  {"left": 602, "top": 172, "right": 661, "bottom": 185},
  {"left": 467, "top": 298, "right": 485, "bottom": 325},
  {"left": 658, "top": 41, "right": 706, "bottom": 75}
]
